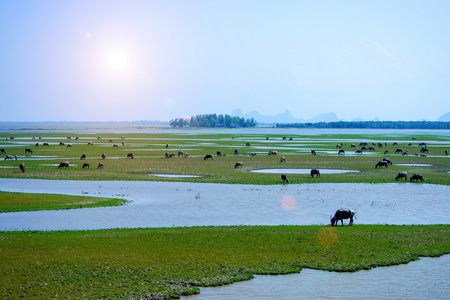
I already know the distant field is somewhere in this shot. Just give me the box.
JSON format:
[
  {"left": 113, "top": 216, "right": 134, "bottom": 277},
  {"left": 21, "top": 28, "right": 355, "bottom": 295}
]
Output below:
[{"left": 0, "top": 130, "right": 448, "bottom": 185}]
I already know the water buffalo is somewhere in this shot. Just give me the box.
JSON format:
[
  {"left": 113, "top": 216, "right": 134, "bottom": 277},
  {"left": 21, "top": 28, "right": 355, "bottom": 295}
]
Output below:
[
  {"left": 375, "top": 161, "right": 388, "bottom": 168},
  {"left": 410, "top": 174, "right": 424, "bottom": 182},
  {"left": 178, "top": 151, "right": 184, "bottom": 157},
  {"left": 420, "top": 148, "right": 429, "bottom": 153},
  {"left": 127, "top": 153, "right": 134, "bottom": 159},
  {"left": 246, "top": 143, "right": 251, "bottom": 146},
  {"left": 66, "top": 144, "right": 72, "bottom": 148},
  {"left": 109, "top": 139, "right": 114, "bottom": 143},
  {"left": 82, "top": 163, "right": 90, "bottom": 169},
  {"left": 234, "top": 149, "right": 239, "bottom": 155},
  {"left": 395, "top": 172, "right": 407, "bottom": 181},
  {"left": 5, "top": 155, "right": 13, "bottom": 161},
  {"left": 311, "top": 169, "right": 320, "bottom": 178},
  {"left": 0, "top": 149, "right": 6, "bottom": 153},
  {"left": 88, "top": 142, "right": 93, "bottom": 146},
  {"left": 19, "top": 163, "right": 25, "bottom": 172},
  {"left": 204, "top": 154, "right": 213, "bottom": 160},
  {"left": 280, "top": 157, "right": 286, "bottom": 163},
  {"left": 80, "top": 154, "right": 86, "bottom": 160},
  {"left": 97, "top": 136, "right": 102, "bottom": 140},
  {"left": 351, "top": 144, "right": 356, "bottom": 148},
  {"left": 268, "top": 151, "right": 277, "bottom": 155},
  {"left": 113, "top": 144, "right": 119, "bottom": 148},
  {"left": 311, "top": 150, "right": 316, "bottom": 155},
  {"left": 338, "top": 150, "right": 345, "bottom": 155},
  {"left": 395, "top": 148, "right": 403, "bottom": 154},
  {"left": 59, "top": 142, "right": 65, "bottom": 146},
  {"left": 101, "top": 153, "right": 106, "bottom": 160},
  {"left": 25, "top": 148, "right": 33, "bottom": 154},
  {"left": 331, "top": 208, "right": 356, "bottom": 226},
  {"left": 368, "top": 147, "right": 375, "bottom": 151},
  {"left": 43, "top": 143, "right": 49, "bottom": 146},
  {"left": 98, "top": 163, "right": 104, "bottom": 169},
  {"left": 281, "top": 174, "right": 288, "bottom": 183},
  {"left": 165, "top": 152, "right": 175, "bottom": 158},
  {"left": 355, "top": 150, "right": 362, "bottom": 154},
  {"left": 58, "top": 161, "right": 69, "bottom": 168},
  {"left": 382, "top": 158, "right": 393, "bottom": 165},
  {"left": 235, "top": 162, "right": 243, "bottom": 168},
  {"left": 216, "top": 151, "right": 222, "bottom": 157}
]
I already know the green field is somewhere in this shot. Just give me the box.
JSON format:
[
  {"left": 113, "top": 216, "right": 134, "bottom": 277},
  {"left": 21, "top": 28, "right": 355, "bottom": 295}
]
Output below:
[
  {"left": 0, "top": 225, "right": 449, "bottom": 299},
  {"left": 0, "top": 128, "right": 449, "bottom": 299},
  {"left": 0, "top": 130, "right": 448, "bottom": 185}
]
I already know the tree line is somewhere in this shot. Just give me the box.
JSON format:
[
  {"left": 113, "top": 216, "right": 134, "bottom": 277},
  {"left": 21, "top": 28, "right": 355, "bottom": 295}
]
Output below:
[
  {"left": 276, "top": 121, "right": 450, "bottom": 129},
  {"left": 170, "top": 114, "right": 257, "bottom": 128}
]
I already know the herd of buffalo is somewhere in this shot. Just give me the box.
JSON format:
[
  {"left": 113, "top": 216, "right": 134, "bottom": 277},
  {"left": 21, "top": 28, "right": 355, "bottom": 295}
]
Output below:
[{"left": 2, "top": 135, "right": 447, "bottom": 226}]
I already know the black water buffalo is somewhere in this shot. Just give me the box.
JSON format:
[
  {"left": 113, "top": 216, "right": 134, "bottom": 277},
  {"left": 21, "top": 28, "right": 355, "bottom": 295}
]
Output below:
[
  {"left": 127, "top": 153, "right": 134, "bottom": 159},
  {"left": 382, "top": 158, "right": 393, "bottom": 165},
  {"left": 235, "top": 162, "right": 243, "bottom": 168},
  {"left": 268, "top": 151, "right": 277, "bottom": 155},
  {"left": 311, "top": 169, "right": 320, "bottom": 178},
  {"left": 80, "top": 154, "right": 86, "bottom": 160},
  {"left": 216, "top": 151, "right": 222, "bottom": 157},
  {"left": 311, "top": 150, "right": 316, "bottom": 155},
  {"left": 98, "top": 163, "right": 104, "bottom": 169},
  {"left": 395, "top": 172, "right": 407, "bottom": 181},
  {"left": 25, "top": 148, "right": 33, "bottom": 154},
  {"left": 43, "top": 143, "right": 49, "bottom": 146},
  {"left": 338, "top": 150, "right": 345, "bottom": 155},
  {"left": 19, "top": 163, "right": 25, "bottom": 172},
  {"left": 178, "top": 151, "right": 184, "bottom": 157},
  {"left": 101, "top": 153, "right": 106, "bottom": 160},
  {"left": 0, "top": 149, "right": 6, "bottom": 153},
  {"left": 410, "top": 174, "right": 424, "bottom": 182},
  {"left": 204, "top": 154, "right": 213, "bottom": 160},
  {"left": 82, "top": 163, "right": 90, "bottom": 169},
  {"left": 234, "top": 149, "right": 239, "bottom": 155},
  {"left": 281, "top": 174, "right": 289, "bottom": 183},
  {"left": 355, "top": 150, "right": 362, "bottom": 154},
  {"left": 58, "top": 161, "right": 69, "bottom": 168},
  {"left": 395, "top": 148, "right": 403, "bottom": 154},
  {"left": 420, "top": 148, "right": 429, "bottom": 153},
  {"left": 5, "top": 155, "right": 13, "bottom": 161},
  {"left": 375, "top": 161, "right": 388, "bottom": 168},
  {"left": 331, "top": 208, "right": 356, "bottom": 226}
]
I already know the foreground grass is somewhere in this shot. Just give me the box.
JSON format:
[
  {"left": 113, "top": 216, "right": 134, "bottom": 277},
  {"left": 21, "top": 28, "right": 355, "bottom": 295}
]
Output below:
[
  {"left": 0, "top": 225, "right": 448, "bottom": 299},
  {"left": 0, "top": 191, "right": 127, "bottom": 212}
]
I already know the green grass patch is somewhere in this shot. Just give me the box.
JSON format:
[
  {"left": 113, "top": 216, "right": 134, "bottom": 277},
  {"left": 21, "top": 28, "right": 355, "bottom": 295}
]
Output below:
[
  {"left": 0, "top": 225, "right": 448, "bottom": 299},
  {"left": 0, "top": 191, "right": 128, "bottom": 212}
]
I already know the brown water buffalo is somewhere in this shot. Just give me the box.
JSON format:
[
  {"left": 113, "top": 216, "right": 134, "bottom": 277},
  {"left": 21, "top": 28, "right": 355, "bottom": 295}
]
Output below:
[
  {"left": 19, "top": 163, "right": 25, "bottom": 172},
  {"left": 165, "top": 152, "right": 175, "bottom": 158},
  {"left": 235, "top": 162, "right": 243, "bottom": 168},
  {"left": 375, "top": 161, "right": 388, "bottom": 168},
  {"left": 311, "top": 169, "right": 320, "bottom": 178},
  {"left": 82, "top": 163, "right": 90, "bottom": 169},
  {"left": 331, "top": 208, "right": 355, "bottom": 226},
  {"left": 395, "top": 172, "right": 407, "bottom": 181},
  {"left": 127, "top": 153, "right": 134, "bottom": 159},
  {"left": 58, "top": 161, "right": 69, "bottom": 168},
  {"left": 5, "top": 155, "right": 13, "bottom": 161},
  {"left": 109, "top": 139, "right": 114, "bottom": 143},
  {"left": 113, "top": 144, "right": 119, "bottom": 148},
  {"left": 102, "top": 153, "right": 106, "bottom": 160},
  {"left": 80, "top": 154, "right": 86, "bottom": 160},
  {"left": 97, "top": 136, "right": 102, "bottom": 139},
  {"left": 204, "top": 154, "right": 213, "bottom": 160},
  {"left": 280, "top": 157, "right": 286, "bottom": 163},
  {"left": 268, "top": 151, "right": 277, "bottom": 155},
  {"left": 66, "top": 144, "right": 72, "bottom": 148},
  {"left": 88, "top": 142, "right": 93, "bottom": 146},
  {"left": 178, "top": 151, "right": 184, "bottom": 157},
  {"left": 98, "top": 163, "right": 104, "bottom": 169},
  {"left": 25, "top": 148, "right": 33, "bottom": 154},
  {"left": 281, "top": 174, "right": 289, "bottom": 183},
  {"left": 410, "top": 174, "right": 424, "bottom": 182},
  {"left": 59, "top": 142, "right": 65, "bottom": 146}
]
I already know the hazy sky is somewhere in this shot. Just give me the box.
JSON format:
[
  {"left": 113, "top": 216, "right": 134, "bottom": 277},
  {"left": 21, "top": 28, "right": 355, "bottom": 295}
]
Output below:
[{"left": 1, "top": 1, "right": 449, "bottom": 122}]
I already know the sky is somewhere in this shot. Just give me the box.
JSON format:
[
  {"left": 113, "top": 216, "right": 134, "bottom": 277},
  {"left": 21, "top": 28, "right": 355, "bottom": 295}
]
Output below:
[{"left": 1, "top": 0, "right": 449, "bottom": 122}]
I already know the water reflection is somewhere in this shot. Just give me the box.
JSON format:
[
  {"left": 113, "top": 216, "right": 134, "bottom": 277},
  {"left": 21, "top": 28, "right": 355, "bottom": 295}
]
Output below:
[
  {"left": 183, "top": 255, "right": 449, "bottom": 300},
  {"left": 0, "top": 179, "right": 448, "bottom": 231}
]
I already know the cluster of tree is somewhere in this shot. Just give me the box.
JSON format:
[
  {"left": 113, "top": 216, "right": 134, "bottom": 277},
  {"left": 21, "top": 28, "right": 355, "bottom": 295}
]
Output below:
[
  {"left": 170, "top": 114, "right": 257, "bottom": 128},
  {"left": 276, "top": 121, "right": 450, "bottom": 129}
]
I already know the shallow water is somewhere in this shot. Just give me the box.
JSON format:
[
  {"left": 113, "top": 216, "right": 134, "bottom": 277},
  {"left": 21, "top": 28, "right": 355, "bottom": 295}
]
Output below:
[
  {"left": 0, "top": 179, "right": 448, "bottom": 231},
  {"left": 182, "top": 255, "right": 450, "bottom": 300},
  {"left": 251, "top": 169, "right": 359, "bottom": 174}
]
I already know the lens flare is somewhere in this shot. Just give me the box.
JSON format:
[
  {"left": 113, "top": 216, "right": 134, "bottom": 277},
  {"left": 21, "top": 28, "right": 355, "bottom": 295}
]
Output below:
[
  {"left": 108, "top": 51, "right": 129, "bottom": 70},
  {"left": 280, "top": 195, "right": 296, "bottom": 211}
]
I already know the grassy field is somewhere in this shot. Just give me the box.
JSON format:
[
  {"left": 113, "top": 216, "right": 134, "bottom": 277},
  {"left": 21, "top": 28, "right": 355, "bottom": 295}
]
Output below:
[
  {"left": 0, "top": 130, "right": 448, "bottom": 185},
  {"left": 0, "top": 225, "right": 448, "bottom": 299},
  {"left": 0, "top": 191, "right": 127, "bottom": 212}
]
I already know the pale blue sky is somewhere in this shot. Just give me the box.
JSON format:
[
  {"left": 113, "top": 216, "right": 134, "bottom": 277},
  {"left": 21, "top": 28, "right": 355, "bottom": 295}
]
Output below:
[{"left": 1, "top": 1, "right": 449, "bottom": 122}]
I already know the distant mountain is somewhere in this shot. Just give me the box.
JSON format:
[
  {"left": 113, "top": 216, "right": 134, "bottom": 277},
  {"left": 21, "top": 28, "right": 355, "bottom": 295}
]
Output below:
[
  {"left": 231, "top": 109, "right": 339, "bottom": 124},
  {"left": 438, "top": 112, "right": 450, "bottom": 122}
]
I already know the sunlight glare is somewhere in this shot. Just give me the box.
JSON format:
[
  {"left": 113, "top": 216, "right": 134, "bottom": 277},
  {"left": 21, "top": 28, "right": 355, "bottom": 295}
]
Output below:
[{"left": 108, "top": 51, "right": 129, "bottom": 70}]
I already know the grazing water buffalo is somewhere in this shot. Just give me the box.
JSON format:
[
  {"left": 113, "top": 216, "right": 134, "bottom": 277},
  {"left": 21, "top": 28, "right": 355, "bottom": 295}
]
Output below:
[
  {"left": 234, "top": 149, "right": 239, "bottom": 155},
  {"left": 88, "top": 142, "right": 93, "bottom": 146},
  {"left": 82, "top": 163, "right": 90, "bottom": 169},
  {"left": 395, "top": 148, "right": 403, "bottom": 154},
  {"left": 102, "top": 153, "right": 106, "bottom": 160},
  {"left": 66, "top": 144, "right": 72, "bottom": 148},
  {"left": 98, "top": 163, "right": 103, "bottom": 169},
  {"left": 25, "top": 148, "right": 33, "bottom": 154},
  {"left": 311, "top": 150, "right": 316, "bottom": 155},
  {"left": 113, "top": 144, "right": 119, "bottom": 148},
  {"left": 355, "top": 150, "right": 362, "bottom": 154},
  {"left": 235, "top": 162, "right": 243, "bottom": 168},
  {"left": 19, "top": 163, "right": 25, "bottom": 172},
  {"left": 395, "top": 172, "right": 408, "bottom": 181},
  {"left": 58, "top": 161, "right": 69, "bottom": 168},
  {"left": 280, "top": 157, "right": 286, "bottom": 163},
  {"left": 331, "top": 208, "right": 356, "bottom": 226},
  {"left": 246, "top": 143, "right": 251, "bottom": 146},
  {"left": 109, "top": 139, "right": 114, "bottom": 143},
  {"left": 310, "top": 169, "right": 320, "bottom": 178},
  {"left": 80, "top": 154, "right": 86, "bottom": 160},
  {"left": 410, "top": 174, "right": 424, "bottom": 182},
  {"left": 0, "top": 149, "right": 6, "bottom": 153},
  {"left": 338, "top": 150, "right": 345, "bottom": 155},
  {"left": 59, "top": 142, "right": 65, "bottom": 146},
  {"left": 420, "top": 148, "right": 429, "bottom": 153},
  {"left": 281, "top": 174, "right": 288, "bottom": 183},
  {"left": 43, "top": 143, "right": 49, "bottom": 146},
  {"left": 165, "top": 153, "right": 175, "bottom": 158},
  {"left": 383, "top": 158, "right": 393, "bottom": 165},
  {"left": 216, "top": 151, "right": 222, "bottom": 157},
  {"left": 268, "top": 151, "right": 278, "bottom": 155},
  {"left": 5, "top": 155, "right": 13, "bottom": 161},
  {"left": 375, "top": 161, "right": 388, "bottom": 168},
  {"left": 204, "top": 154, "right": 213, "bottom": 160},
  {"left": 127, "top": 153, "right": 134, "bottom": 159},
  {"left": 178, "top": 151, "right": 184, "bottom": 157}
]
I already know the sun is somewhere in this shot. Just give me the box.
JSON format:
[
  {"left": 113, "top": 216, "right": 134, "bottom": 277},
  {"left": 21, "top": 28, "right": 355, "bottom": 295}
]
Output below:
[{"left": 108, "top": 51, "right": 129, "bottom": 70}]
